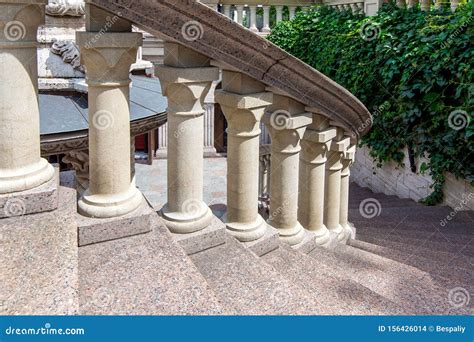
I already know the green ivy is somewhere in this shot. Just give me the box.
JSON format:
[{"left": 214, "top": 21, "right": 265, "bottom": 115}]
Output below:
[{"left": 268, "top": 3, "right": 473, "bottom": 204}]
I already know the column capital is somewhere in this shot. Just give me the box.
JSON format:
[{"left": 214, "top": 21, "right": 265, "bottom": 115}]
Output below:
[
  {"left": 0, "top": 0, "right": 46, "bottom": 47},
  {"left": 76, "top": 32, "right": 142, "bottom": 83},
  {"left": 263, "top": 111, "right": 312, "bottom": 154}
]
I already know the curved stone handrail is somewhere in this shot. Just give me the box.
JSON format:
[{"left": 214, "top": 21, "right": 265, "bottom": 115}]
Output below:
[{"left": 89, "top": 0, "right": 372, "bottom": 137}]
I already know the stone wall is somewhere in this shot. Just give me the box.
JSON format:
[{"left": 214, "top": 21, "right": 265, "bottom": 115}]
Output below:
[{"left": 351, "top": 145, "right": 474, "bottom": 211}]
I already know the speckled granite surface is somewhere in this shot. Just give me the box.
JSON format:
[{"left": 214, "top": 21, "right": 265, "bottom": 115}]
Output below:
[
  {"left": 190, "top": 235, "right": 323, "bottom": 315},
  {"left": 78, "top": 214, "right": 224, "bottom": 315},
  {"left": 0, "top": 186, "right": 78, "bottom": 315},
  {"left": 262, "top": 244, "right": 404, "bottom": 315}
]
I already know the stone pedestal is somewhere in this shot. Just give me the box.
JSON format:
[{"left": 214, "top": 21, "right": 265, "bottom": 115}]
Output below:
[
  {"left": 0, "top": 0, "right": 57, "bottom": 215},
  {"left": 298, "top": 113, "right": 336, "bottom": 245},
  {"left": 215, "top": 71, "right": 277, "bottom": 255},
  {"left": 262, "top": 95, "right": 312, "bottom": 247},
  {"left": 324, "top": 129, "right": 350, "bottom": 241}
]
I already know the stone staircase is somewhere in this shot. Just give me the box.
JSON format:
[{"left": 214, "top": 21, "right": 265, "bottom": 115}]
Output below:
[{"left": 1, "top": 178, "right": 472, "bottom": 315}]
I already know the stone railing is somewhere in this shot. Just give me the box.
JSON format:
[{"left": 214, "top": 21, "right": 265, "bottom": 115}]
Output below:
[
  {"left": 324, "top": 0, "right": 462, "bottom": 15},
  {"left": 0, "top": 0, "right": 370, "bottom": 254},
  {"left": 204, "top": 0, "right": 317, "bottom": 34}
]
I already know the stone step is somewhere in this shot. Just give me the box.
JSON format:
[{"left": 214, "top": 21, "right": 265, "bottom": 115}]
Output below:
[
  {"left": 350, "top": 214, "right": 473, "bottom": 236},
  {"left": 0, "top": 185, "right": 78, "bottom": 315},
  {"left": 261, "top": 243, "right": 404, "bottom": 315},
  {"left": 309, "top": 244, "right": 469, "bottom": 314},
  {"left": 78, "top": 214, "right": 225, "bottom": 314},
  {"left": 355, "top": 225, "right": 474, "bottom": 251},
  {"left": 348, "top": 239, "right": 474, "bottom": 297},
  {"left": 356, "top": 231, "right": 474, "bottom": 264},
  {"left": 190, "top": 235, "right": 323, "bottom": 314}
]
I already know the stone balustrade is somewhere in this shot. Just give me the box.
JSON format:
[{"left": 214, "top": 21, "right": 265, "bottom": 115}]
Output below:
[
  {"left": 209, "top": 0, "right": 316, "bottom": 34},
  {"left": 0, "top": 0, "right": 371, "bottom": 254}
]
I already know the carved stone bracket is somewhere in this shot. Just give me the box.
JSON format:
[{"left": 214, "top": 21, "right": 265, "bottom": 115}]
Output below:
[{"left": 62, "top": 150, "right": 89, "bottom": 196}]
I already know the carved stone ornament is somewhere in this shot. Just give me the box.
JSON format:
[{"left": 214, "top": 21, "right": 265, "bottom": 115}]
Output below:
[
  {"left": 50, "top": 40, "right": 85, "bottom": 72},
  {"left": 46, "top": 0, "right": 86, "bottom": 17}
]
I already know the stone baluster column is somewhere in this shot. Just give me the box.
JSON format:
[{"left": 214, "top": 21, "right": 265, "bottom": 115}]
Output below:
[
  {"left": 236, "top": 5, "right": 244, "bottom": 25},
  {"left": 76, "top": 27, "right": 143, "bottom": 218},
  {"left": 450, "top": 0, "right": 458, "bottom": 11},
  {"left": 396, "top": 0, "right": 406, "bottom": 7},
  {"left": 263, "top": 95, "right": 312, "bottom": 246},
  {"left": 276, "top": 5, "right": 283, "bottom": 23},
  {"left": 324, "top": 128, "right": 350, "bottom": 241},
  {"left": 356, "top": 2, "right": 364, "bottom": 12},
  {"left": 215, "top": 71, "right": 273, "bottom": 242},
  {"left": 262, "top": 6, "right": 271, "bottom": 33},
  {"left": 298, "top": 113, "right": 336, "bottom": 245},
  {"left": 340, "top": 144, "right": 355, "bottom": 239},
  {"left": 421, "top": 0, "right": 431, "bottom": 11},
  {"left": 0, "top": 0, "right": 55, "bottom": 199},
  {"left": 223, "top": 4, "right": 231, "bottom": 18},
  {"left": 289, "top": 6, "right": 297, "bottom": 19},
  {"left": 249, "top": 5, "right": 259, "bottom": 32},
  {"left": 155, "top": 43, "right": 218, "bottom": 233},
  {"left": 350, "top": 3, "right": 358, "bottom": 13}
]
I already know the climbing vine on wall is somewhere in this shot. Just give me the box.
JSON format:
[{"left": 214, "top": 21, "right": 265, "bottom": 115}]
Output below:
[{"left": 268, "top": 3, "right": 473, "bottom": 204}]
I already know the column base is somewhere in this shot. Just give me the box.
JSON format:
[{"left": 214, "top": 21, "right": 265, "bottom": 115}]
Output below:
[
  {"left": 78, "top": 185, "right": 143, "bottom": 219},
  {"left": 342, "top": 223, "right": 356, "bottom": 242},
  {"left": 160, "top": 201, "right": 213, "bottom": 234},
  {"left": 273, "top": 221, "right": 306, "bottom": 246},
  {"left": 224, "top": 214, "right": 267, "bottom": 242},
  {"left": 306, "top": 224, "right": 332, "bottom": 246},
  {"left": 291, "top": 229, "right": 318, "bottom": 254},
  {"left": 166, "top": 215, "right": 226, "bottom": 255},
  {"left": 240, "top": 224, "right": 279, "bottom": 256},
  {"left": 77, "top": 197, "right": 153, "bottom": 246},
  {"left": 328, "top": 224, "right": 347, "bottom": 242},
  {"left": 0, "top": 158, "right": 55, "bottom": 194},
  {"left": 0, "top": 166, "right": 58, "bottom": 218}
]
